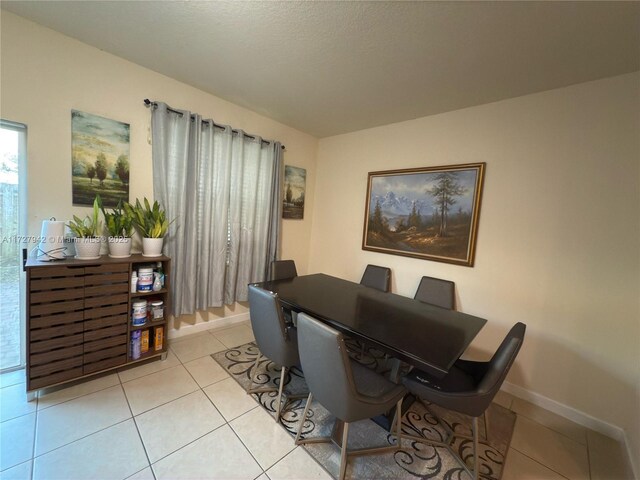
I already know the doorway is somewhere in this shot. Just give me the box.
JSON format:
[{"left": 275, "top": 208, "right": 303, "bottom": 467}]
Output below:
[{"left": 0, "top": 120, "right": 27, "bottom": 371}]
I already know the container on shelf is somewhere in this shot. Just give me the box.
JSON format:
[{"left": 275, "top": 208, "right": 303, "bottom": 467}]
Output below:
[
  {"left": 152, "top": 273, "right": 162, "bottom": 291},
  {"left": 156, "top": 262, "right": 165, "bottom": 288},
  {"left": 130, "top": 271, "right": 138, "bottom": 293},
  {"left": 138, "top": 267, "right": 154, "bottom": 291},
  {"left": 131, "top": 331, "right": 141, "bottom": 360},
  {"left": 140, "top": 330, "right": 149, "bottom": 354},
  {"left": 154, "top": 326, "right": 164, "bottom": 351},
  {"left": 132, "top": 300, "right": 147, "bottom": 326},
  {"left": 149, "top": 300, "right": 164, "bottom": 321}
]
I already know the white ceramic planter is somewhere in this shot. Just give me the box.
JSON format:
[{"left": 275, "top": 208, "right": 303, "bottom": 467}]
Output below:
[
  {"left": 142, "top": 237, "right": 164, "bottom": 257},
  {"left": 108, "top": 237, "right": 132, "bottom": 258},
  {"left": 74, "top": 237, "right": 102, "bottom": 259}
]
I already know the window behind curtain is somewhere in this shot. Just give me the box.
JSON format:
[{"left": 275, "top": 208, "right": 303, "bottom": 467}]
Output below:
[{"left": 150, "top": 102, "right": 282, "bottom": 317}]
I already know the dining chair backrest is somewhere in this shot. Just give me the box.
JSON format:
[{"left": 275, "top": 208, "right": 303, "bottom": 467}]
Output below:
[
  {"left": 414, "top": 275, "right": 456, "bottom": 310},
  {"left": 296, "top": 313, "right": 358, "bottom": 421},
  {"left": 360, "top": 264, "right": 391, "bottom": 292},
  {"left": 477, "top": 322, "right": 526, "bottom": 399},
  {"left": 402, "top": 322, "right": 526, "bottom": 419},
  {"left": 248, "top": 284, "right": 299, "bottom": 367},
  {"left": 271, "top": 260, "right": 298, "bottom": 281}
]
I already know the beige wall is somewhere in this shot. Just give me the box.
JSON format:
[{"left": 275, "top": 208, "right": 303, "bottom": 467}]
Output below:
[
  {"left": 311, "top": 73, "right": 640, "bottom": 467},
  {"left": 3, "top": 7, "right": 639, "bottom": 470},
  {"left": 1, "top": 12, "right": 317, "bottom": 330}
]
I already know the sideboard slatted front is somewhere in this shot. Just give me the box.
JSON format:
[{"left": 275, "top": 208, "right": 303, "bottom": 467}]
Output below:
[
  {"left": 28, "top": 266, "right": 86, "bottom": 390},
  {"left": 25, "top": 255, "right": 170, "bottom": 395}
]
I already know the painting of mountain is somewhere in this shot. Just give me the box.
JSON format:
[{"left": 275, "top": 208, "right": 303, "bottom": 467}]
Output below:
[{"left": 362, "top": 163, "right": 485, "bottom": 266}]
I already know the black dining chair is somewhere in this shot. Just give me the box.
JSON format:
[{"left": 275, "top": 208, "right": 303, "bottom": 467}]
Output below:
[
  {"left": 295, "top": 312, "right": 406, "bottom": 480},
  {"left": 359, "top": 264, "right": 391, "bottom": 292},
  {"left": 271, "top": 259, "right": 298, "bottom": 281},
  {"left": 401, "top": 322, "right": 526, "bottom": 480},
  {"left": 414, "top": 275, "right": 456, "bottom": 310},
  {"left": 247, "top": 284, "right": 303, "bottom": 422}
]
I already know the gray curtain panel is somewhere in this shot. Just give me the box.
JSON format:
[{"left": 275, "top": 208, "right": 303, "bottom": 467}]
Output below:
[{"left": 151, "top": 102, "right": 281, "bottom": 317}]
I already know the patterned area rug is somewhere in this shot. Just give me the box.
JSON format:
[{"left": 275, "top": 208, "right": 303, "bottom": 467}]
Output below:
[{"left": 212, "top": 342, "right": 515, "bottom": 480}]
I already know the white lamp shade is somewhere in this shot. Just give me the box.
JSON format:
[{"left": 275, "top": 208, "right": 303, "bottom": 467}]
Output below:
[{"left": 37, "top": 220, "right": 66, "bottom": 261}]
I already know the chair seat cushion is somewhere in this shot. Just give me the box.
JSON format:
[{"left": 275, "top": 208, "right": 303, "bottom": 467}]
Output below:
[
  {"left": 403, "top": 363, "right": 476, "bottom": 395},
  {"left": 351, "top": 359, "right": 405, "bottom": 401}
]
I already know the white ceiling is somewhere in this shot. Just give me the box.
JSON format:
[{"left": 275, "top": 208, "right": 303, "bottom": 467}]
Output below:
[{"left": 2, "top": 1, "right": 639, "bottom": 138}]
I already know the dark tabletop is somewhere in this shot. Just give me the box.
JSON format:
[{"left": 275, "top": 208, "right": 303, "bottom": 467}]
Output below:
[{"left": 256, "top": 273, "right": 487, "bottom": 378}]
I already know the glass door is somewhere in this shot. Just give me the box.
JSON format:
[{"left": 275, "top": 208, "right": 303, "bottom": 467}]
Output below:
[{"left": 0, "top": 120, "right": 27, "bottom": 371}]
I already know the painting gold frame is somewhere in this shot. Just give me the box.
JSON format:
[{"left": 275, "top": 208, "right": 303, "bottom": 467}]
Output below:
[{"left": 362, "top": 163, "right": 485, "bottom": 267}]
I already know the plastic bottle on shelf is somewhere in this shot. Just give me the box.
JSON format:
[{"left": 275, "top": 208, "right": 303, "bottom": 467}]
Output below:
[
  {"left": 156, "top": 262, "right": 164, "bottom": 288},
  {"left": 130, "top": 271, "right": 138, "bottom": 293},
  {"left": 152, "top": 273, "right": 162, "bottom": 291},
  {"left": 131, "top": 331, "right": 141, "bottom": 360}
]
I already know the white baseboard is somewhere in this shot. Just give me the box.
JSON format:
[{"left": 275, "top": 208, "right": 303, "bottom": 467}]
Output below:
[
  {"left": 502, "top": 381, "right": 637, "bottom": 478},
  {"left": 501, "top": 381, "right": 625, "bottom": 441},
  {"left": 167, "top": 312, "right": 250, "bottom": 340}
]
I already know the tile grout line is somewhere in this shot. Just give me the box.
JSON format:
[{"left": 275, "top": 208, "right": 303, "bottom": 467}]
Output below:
[
  {"left": 585, "top": 431, "right": 593, "bottom": 480},
  {"left": 29, "top": 391, "right": 38, "bottom": 480},
  {"left": 35, "top": 377, "right": 120, "bottom": 413},
  {"left": 120, "top": 341, "right": 241, "bottom": 470},
  {"left": 139, "top": 361, "right": 249, "bottom": 468},
  {"left": 510, "top": 411, "right": 593, "bottom": 478},
  {"left": 226, "top": 416, "right": 269, "bottom": 478},
  {"left": 509, "top": 443, "right": 573, "bottom": 480},
  {"left": 511, "top": 408, "right": 589, "bottom": 448},
  {"left": 120, "top": 375, "right": 157, "bottom": 480}
]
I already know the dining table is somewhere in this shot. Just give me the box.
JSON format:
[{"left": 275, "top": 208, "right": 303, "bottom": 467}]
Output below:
[{"left": 255, "top": 273, "right": 487, "bottom": 379}]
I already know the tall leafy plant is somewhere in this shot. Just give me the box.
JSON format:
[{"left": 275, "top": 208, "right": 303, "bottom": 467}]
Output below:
[
  {"left": 67, "top": 195, "right": 102, "bottom": 238},
  {"left": 101, "top": 200, "right": 134, "bottom": 238},
  {"left": 128, "top": 198, "right": 171, "bottom": 238}
]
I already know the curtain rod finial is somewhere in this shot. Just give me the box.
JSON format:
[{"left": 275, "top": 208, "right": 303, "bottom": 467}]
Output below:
[{"left": 144, "top": 99, "right": 151, "bottom": 107}]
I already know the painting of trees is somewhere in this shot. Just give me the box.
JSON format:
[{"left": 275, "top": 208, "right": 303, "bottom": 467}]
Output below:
[
  {"left": 362, "top": 163, "right": 485, "bottom": 266},
  {"left": 71, "top": 110, "right": 130, "bottom": 207},
  {"left": 283, "top": 165, "right": 306, "bottom": 219},
  {"left": 115, "top": 154, "right": 129, "bottom": 185},
  {"left": 428, "top": 172, "right": 467, "bottom": 237},
  {"left": 369, "top": 199, "right": 387, "bottom": 233},
  {"left": 86, "top": 165, "right": 96, "bottom": 183},
  {"left": 95, "top": 153, "right": 108, "bottom": 187}
]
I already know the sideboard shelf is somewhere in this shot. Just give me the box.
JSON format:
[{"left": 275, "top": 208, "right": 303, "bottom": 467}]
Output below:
[{"left": 25, "top": 254, "right": 171, "bottom": 398}]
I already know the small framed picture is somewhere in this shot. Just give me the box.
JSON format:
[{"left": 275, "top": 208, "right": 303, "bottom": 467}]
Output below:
[{"left": 283, "top": 165, "right": 306, "bottom": 219}]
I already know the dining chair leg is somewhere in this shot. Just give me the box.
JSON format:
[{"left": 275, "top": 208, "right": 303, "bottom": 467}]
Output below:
[
  {"left": 472, "top": 416, "right": 479, "bottom": 480},
  {"left": 483, "top": 408, "right": 490, "bottom": 443},
  {"left": 275, "top": 366, "right": 287, "bottom": 421},
  {"left": 339, "top": 421, "right": 350, "bottom": 480},
  {"left": 250, "top": 353, "right": 261, "bottom": 387},
  {"left": 395, "top": 399, "right": 402, "bottom": 446},
  {"left": 294, "top": 393, "right": 313, "bottom": 445}
]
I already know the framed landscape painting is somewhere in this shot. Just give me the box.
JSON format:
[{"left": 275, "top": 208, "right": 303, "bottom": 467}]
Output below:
[
  {"left": 71, "top": 110, "right": 130, "bottom": 207},
  {"left": 283, "top": 165, "right": 306, "bottom": 219},
  {"left": 362, "top": 163, "right": 485, "bottom": 267}
]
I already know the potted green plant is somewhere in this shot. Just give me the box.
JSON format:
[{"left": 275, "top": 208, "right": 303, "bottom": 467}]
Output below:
[
  {"left": 67, "top": 195, "right": 102, "bottom": 259},
  {"left": 128, "top": 198, "right": 171, "bottom": 257},
  {"left": 101, "top": 199, "right": 134, "bottom": 258}
]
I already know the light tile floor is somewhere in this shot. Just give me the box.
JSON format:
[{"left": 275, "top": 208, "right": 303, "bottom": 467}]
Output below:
[{"left": 0, "top": 321, "right": 633, "bottom": 480}]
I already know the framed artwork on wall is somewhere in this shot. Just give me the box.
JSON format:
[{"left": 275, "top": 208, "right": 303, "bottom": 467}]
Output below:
[
  {"left": 362, "top": 163, "right": 485, "bottom": 267},
  {"left": 71, "top": 110, "right": 130, "bottom": 207},
  {"left": 283, "top": 165, "right": 306, "bottom": 219}
]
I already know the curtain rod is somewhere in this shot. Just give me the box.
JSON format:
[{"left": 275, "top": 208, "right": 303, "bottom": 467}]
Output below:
[{"left": 144, "top": 99, "right": 285, "bottom": 150}]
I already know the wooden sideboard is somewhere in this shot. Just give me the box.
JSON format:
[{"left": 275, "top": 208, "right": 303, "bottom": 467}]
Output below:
[{"left": 25, "top": 254, "right": 171, "bottom": 398}]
